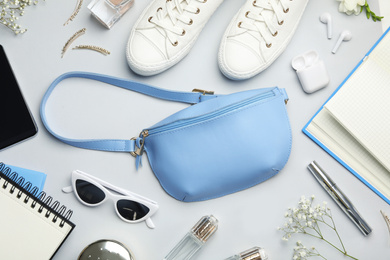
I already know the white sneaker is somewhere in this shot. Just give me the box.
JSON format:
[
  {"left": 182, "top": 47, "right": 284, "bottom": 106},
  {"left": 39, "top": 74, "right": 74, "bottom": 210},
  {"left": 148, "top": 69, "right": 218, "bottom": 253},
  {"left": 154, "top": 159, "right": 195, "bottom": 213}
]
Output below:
[
  {"left": 218, "top": 0, "right": 309, "bottom": 80},
  {"left": 127, "top": 0, "right": 224, "bottom": 76}
]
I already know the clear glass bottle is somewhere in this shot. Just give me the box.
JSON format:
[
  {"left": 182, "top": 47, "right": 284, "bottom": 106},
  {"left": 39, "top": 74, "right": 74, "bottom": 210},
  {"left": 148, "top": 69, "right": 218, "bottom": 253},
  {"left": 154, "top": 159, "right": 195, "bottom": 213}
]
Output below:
[
  {"left": 224, "top": 246, "right": 268, "bottom": 260},
  {"left": 163, "top": 215, "right": 218, "bottom": 260},
  {"left": 88, "top": 0, "right": 134, "bottom": 29}
]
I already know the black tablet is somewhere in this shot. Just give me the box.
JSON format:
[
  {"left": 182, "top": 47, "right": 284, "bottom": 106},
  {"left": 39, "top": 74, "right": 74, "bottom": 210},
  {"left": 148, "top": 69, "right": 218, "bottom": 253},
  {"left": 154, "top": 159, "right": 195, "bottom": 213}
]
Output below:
[{"left": 0, "top": 45, "right": 37, "bottom": 150}]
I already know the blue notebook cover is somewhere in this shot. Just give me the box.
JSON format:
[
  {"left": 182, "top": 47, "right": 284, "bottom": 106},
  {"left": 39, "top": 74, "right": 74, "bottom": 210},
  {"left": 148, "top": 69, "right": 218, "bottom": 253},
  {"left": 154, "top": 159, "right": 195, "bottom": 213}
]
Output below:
[
  {"left": 2, "top": 163, "right": 46, "bottom": 194},
  {"left": 0, "top": 163, "right": 74, "bottom": 259},
  {"left": 302, "top": 27, "right": 390, "bottom": 205}
]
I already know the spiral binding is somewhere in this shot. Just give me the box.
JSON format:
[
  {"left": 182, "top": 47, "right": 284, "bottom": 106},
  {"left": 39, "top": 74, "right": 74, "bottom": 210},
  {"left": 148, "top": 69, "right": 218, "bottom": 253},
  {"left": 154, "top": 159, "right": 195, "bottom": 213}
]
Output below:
[{"left": 0, "top": 162, "right": 73, "bottom": 227}]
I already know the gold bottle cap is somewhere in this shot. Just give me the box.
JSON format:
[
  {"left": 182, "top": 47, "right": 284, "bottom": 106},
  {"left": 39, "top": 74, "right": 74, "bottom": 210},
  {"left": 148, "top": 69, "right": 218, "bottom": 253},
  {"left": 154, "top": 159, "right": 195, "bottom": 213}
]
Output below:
[
  {"left": 191, "top": 215, "right": 218, "bottom": 243},
  {"left": 240, "top": 246, "right": 268, "bottom": 260}
]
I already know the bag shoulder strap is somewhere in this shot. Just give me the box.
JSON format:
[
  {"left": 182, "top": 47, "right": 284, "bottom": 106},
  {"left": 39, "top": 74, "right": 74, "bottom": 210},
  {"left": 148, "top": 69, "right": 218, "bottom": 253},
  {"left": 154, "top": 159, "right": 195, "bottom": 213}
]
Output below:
[{"left": 40, "top": 71, "right": 218, "bottom": 153}]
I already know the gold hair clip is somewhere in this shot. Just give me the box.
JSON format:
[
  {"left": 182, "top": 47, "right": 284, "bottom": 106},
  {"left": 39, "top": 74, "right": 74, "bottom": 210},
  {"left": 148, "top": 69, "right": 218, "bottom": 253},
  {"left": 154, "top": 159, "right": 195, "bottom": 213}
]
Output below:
[
  {"left": 381, "top": 210, "right": 390, "bottom": 235},
  {"left": 72, "top": 45, "right": 111, "bottom": 56},
  {"left": 64, "top": 0, "right": 83, "bottom": 26},
  {"left": 61, "top": 28, "right": 86, "bottom": 58}
]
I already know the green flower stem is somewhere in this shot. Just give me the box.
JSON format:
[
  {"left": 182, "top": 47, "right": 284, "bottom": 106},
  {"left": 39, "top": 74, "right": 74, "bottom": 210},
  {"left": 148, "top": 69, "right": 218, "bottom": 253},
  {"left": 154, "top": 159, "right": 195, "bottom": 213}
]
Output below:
[
  {"left": 309, "top": 249, "right": 327, "bottom": 260},
  {"left": 318, "top": 211, "right": 357, "bottom": 259},
  {"left": 328, "top": 210, "right": 347, "bottom": 253},
  {"left": 320, "top": 238, "right": 358, "bottom": 260},
  {"left": 362, "top": 0, "right": 383, "bottom": 22},
  {"left": 298, "top": 225, "right": 358, "bottom": 259},
  {"left": 303, "top": 230, "right": 345, "bottom": 256}
]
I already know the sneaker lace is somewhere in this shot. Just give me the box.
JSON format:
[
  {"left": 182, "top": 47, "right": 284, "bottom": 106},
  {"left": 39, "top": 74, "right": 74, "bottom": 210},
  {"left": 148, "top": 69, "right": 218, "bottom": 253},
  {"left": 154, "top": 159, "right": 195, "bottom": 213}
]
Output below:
[
  {"left": 238, "top": 0, "right": 291, "bottom": 48},
  {"left": 148, "top": 0, "right": 206, "bottom": 46}
]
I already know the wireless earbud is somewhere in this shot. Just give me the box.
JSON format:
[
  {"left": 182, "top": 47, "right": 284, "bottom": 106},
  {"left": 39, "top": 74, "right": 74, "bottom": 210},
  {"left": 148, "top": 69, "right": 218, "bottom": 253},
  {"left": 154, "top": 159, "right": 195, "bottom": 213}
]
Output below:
[
  {"left": 320, "top": 12, "right": 332, "bottom": 39},
  {"left": 332, "top": 30, "right": 352, "bottom": 54}
]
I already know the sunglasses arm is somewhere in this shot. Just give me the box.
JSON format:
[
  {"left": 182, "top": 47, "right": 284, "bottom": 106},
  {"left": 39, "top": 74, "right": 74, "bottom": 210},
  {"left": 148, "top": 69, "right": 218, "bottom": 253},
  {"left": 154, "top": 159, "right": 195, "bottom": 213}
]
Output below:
[
  {"left": 62, "top": 186, "right": 74, "bottom": 193},
  {"left": 146, "top": 218, "right": 155, "bottom": 229}
]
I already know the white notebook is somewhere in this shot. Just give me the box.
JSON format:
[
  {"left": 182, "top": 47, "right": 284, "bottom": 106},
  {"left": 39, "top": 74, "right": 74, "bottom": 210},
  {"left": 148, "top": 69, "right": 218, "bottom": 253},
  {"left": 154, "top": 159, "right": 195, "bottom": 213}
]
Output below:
[
  {"left": 0, "top": 165, "right": 75, "bottom": 259},
  {"left": 303, "top": 27, "right": 390, "bottom": 204}
]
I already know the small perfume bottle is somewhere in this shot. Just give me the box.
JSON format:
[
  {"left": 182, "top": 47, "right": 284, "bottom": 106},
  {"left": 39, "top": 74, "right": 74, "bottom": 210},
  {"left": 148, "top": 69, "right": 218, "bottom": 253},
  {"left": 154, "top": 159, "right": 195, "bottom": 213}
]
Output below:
[
  {"left": 88, "top": 0, "right": 134, "bottom": 29},
  {"left": 163, "top": 215, "right": 218, "bottom": 260},
  {"left": 224, "top": 246, "right": 268, "bottom": 260}
]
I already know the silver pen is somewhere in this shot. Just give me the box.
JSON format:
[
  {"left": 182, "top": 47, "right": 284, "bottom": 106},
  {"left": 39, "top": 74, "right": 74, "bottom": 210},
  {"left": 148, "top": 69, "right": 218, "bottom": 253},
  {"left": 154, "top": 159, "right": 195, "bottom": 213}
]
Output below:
[{"left": 307, "top": 161, "right": 372, "bottom": 236}]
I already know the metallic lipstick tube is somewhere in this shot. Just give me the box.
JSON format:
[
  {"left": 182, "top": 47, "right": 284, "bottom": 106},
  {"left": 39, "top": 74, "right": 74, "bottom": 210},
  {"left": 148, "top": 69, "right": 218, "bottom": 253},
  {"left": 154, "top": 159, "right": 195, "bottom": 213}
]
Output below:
[{"left": 308, "top": 161, "right": 372, "bottom": 236}]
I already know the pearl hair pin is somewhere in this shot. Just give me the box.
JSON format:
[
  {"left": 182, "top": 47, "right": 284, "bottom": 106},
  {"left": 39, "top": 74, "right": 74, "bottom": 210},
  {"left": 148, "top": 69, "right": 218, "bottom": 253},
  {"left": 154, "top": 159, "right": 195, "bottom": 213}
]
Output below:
[
  {"left": 64, "top": 0, "right": 84, "bottom": 26},
  {"left": 381, "top": 210, "right": 390, "bottom": 236},
  {"left": 72, "top": 45, "right": 111, "bottom": 55},
  {"left": 61, "top": 28, "right": 86, "bottom": 58},
  {"left": 61, "top": 28, "right": 111, "bottom": 58}
]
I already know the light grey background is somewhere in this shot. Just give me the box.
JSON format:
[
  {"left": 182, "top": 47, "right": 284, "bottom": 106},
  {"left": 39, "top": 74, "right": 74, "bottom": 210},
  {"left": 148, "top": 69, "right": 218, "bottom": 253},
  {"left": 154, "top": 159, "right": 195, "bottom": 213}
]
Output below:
[{"left": 1, "top": 0, "right": 389, "bottom": 259}]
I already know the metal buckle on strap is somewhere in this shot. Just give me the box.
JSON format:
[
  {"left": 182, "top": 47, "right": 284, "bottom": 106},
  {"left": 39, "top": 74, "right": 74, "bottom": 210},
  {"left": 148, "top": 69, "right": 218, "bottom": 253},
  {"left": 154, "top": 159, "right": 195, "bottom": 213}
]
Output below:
[
  {"left": 192, "top": 88, "right": 214, "bottom": 95},
  {"left": 130, "top": 137, "right": 139, "bottom": 157}
]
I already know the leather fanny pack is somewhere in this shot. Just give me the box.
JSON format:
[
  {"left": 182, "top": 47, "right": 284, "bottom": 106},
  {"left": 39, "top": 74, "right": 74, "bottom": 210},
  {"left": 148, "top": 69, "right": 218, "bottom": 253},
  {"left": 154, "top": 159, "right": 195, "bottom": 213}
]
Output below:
[{"left": 40, "top": 72, "right": 292, "bottom": 202}]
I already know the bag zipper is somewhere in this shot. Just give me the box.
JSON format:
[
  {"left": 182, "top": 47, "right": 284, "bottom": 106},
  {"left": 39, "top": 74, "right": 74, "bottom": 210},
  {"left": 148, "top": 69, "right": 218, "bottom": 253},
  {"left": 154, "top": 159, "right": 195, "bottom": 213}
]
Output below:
[{"left": 133, "top": 89, "right": 279, "bottom": 157}]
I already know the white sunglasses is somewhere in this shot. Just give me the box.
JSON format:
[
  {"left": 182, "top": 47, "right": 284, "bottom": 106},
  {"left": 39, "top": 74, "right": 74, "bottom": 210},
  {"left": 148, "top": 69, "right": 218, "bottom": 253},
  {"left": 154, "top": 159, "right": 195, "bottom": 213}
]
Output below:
[{"left": 62, "top": 170, "right": 159, "bottom": 229}]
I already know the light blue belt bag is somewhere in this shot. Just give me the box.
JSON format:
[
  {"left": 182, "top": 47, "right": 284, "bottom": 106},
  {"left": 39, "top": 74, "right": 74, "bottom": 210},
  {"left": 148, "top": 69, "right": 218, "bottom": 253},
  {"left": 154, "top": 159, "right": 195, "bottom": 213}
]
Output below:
[{"left": 40, "top": 72, "right": 292, "bottom": 202}]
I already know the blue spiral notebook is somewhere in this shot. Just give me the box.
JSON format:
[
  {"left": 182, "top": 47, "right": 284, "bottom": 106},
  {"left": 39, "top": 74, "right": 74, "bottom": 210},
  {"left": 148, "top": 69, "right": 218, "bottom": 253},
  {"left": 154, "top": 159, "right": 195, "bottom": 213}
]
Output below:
[
  {"left": 303, "top": 27, "right": 390, "bottom": 205},
  {"left": 0, "top": 162, "right": 75, "bottom": 259},
  {"left": 2, "top": 163, "right": 47, "bottom": 193}
]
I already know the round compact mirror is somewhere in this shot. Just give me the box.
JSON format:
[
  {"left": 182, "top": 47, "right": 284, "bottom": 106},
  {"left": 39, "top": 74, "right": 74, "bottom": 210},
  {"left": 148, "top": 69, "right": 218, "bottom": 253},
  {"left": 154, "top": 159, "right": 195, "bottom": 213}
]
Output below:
[{"left": 78, "top": 239, "right": 135, "bottom": 260}]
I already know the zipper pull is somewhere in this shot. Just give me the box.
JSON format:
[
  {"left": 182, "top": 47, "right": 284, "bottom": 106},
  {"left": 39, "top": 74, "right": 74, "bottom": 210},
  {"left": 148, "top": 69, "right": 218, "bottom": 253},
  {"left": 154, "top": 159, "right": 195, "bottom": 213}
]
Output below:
[
  {"left": 279, "top": 88, "right": 289, "bottom": 104},
  {"left": 130, "top": 130, "right": 149, "bottom": 157},
  {"left": 131, "top": 130, "right": 149, "bottom": 170},
  {"left": 136, "top": 130, "right": 149, "bottom": 156}
]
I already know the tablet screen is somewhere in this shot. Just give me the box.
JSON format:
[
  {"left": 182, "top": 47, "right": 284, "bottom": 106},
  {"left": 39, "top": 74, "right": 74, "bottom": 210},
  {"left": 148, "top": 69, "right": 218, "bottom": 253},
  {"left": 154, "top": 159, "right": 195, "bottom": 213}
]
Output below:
[{"left": 0, "top": 45, "right": 37, "bottom": 150}]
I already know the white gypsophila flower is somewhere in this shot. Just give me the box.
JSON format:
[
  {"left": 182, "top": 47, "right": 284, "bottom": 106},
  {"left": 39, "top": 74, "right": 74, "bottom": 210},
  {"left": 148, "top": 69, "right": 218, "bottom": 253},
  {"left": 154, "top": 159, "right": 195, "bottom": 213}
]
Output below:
[
  {"left": 278, "top": 195, "right": 358, "bottom": 260},
  {"left": 292, "top": 242, "right": 321, "bottom": 260},
  {"left": 336, "top": 0, "right": 365, "bottom": 15},
  {"left": 0, "top": 0, "right": 42, "bottom": 34}
]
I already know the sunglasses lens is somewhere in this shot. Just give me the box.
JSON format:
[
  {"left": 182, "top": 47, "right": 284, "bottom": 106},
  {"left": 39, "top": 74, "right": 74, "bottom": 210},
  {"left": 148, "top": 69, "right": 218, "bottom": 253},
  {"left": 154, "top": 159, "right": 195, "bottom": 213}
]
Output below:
[
  {"left": 117, "top": 199, "right": 150, "bottom": 221},
  {"left": 75, "top": 179, "right": 105, "bottom": 204}
]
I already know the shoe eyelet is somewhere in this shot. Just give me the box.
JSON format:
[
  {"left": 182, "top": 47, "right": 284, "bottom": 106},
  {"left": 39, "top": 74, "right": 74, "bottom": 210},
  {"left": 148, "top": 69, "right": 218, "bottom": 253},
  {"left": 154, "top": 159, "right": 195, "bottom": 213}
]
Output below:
[
  {"left": 181, "top": 29, "right": 186, "bottom": 36},
  {"left": 202, "top": 0, "right": 207, "bottom": 2},
  {"left": 266, "top": 43, "right": 272, "bottom": 48},
  {"left": 283, "top": 8, "right": 289, "bottom": 13},
  {"left": 278, "top": 20, "right": 284, "bottom": 25},
  {"left": 157, "top": 7, "right": 162, "bottom": 12},
  {"left": 148, "top": 16, "right": 153, "bottom": 22},
  {"left": 252, "top": 0, "right": 257, "bottom": 6},
  {"left": 272, "top": 31, "right": 278, "bottom": 37},
  {"left": 172, "top": 41, "right": 178, "bottom": 46},
  {"left": 195, "top": 8, "right": 200, "bottom": 14},
  {"left": 238, "top": 21, "right": 242, "bottom": 28},
  {"left": 245, "top": 11, "right": 250, "bottom": 18},
  {"left": 188, "top": 19, "right": 193, "bottom": 25}
]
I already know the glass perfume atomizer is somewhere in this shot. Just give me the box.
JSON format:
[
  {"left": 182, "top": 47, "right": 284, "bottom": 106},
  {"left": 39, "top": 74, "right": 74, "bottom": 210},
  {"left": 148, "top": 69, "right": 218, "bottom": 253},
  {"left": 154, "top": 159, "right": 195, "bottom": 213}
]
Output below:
[
  {"left": 163, "top": 215, "right": 218, "bottom": 260},
  {"left": 224, "top": 246, "right": 268, "bottom": 260},
  {"left": 88, "top": 0, "right": 134, "bottom": 29}
]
